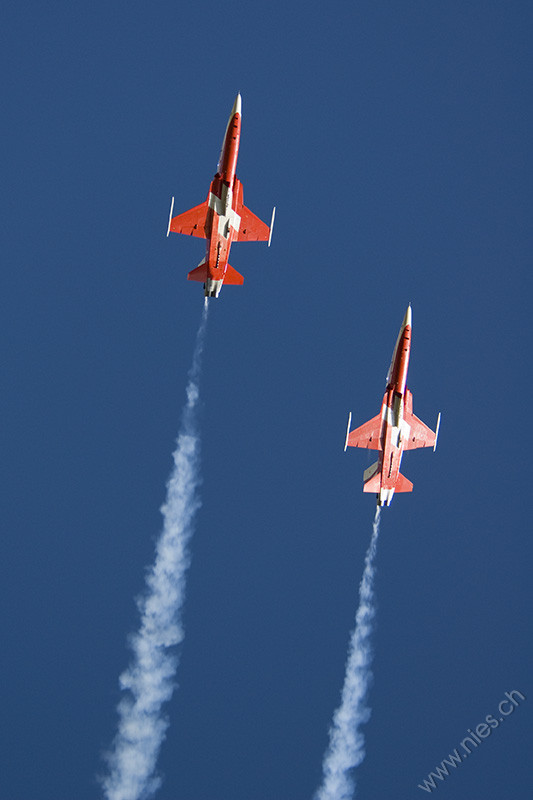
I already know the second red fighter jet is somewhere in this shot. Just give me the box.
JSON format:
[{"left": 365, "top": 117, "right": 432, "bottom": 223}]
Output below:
[
  {"left": 167, "top": 94, "right": 275, "bottom": 298},
  {"left": 344, "top": 305, "right": 441, "bottom": 507}
]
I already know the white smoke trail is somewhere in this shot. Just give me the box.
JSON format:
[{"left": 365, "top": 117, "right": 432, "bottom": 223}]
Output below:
[
  {"left": 101, "top": 300, "right": 209, "bottom": 800},
  {"left": 315, "top": 507, "right": 381, "bottom": 800}
]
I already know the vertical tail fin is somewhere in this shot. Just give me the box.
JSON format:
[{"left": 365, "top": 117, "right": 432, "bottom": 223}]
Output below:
[
  {"left": 363, "top": 462, "right": 381, "bottom": 493},
  {"left": 187, "top": 263, "right": 208, "bottom": 282}
]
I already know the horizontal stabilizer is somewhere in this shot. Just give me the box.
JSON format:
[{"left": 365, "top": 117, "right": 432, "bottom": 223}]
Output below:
[
  {"left": 170, "top": 200, "right": 209, "bottom": 238},
  {"left": 223, "top": 265, "right": 244, "bottom": 285},
  {"left": 395, "top": 472, "right": 413, "bottom": 493},
  {"left": 363, "top": 461, "right": 381, "bottom": 492},
  {"left": 237, "top": 204, "right": 271, "bottom": 242},
  {"left": 187, "top": 264, "right": 208, "bottom": 282}
]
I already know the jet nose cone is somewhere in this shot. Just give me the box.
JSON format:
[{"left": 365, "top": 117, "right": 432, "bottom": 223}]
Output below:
[
  {"left": 403, "top": 304, "right": 412, "bottom": 329},
  {"left": 232, "top": 93, "right": 242, "bottom": 117}
]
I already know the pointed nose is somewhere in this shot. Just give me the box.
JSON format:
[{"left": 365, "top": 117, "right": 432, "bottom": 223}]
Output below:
[
  {"left": 403, "top": 304, "right": 412, "bottom": 329},
  {"left": 232, "top": 93, "right": 242, "bottom": 116}
]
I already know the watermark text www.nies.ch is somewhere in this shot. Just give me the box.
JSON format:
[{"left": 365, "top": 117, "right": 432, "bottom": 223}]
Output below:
[{"left": 417, "top": 689, "right": 526, "bottom": 793}]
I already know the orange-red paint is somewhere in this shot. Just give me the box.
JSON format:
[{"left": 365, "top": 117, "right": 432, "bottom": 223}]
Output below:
[
  {"left": 168, "top": 95, "right": 272, "bottom": 297},
  {"left": 345, "top": 306, "right": 439, "bottom": 506}
]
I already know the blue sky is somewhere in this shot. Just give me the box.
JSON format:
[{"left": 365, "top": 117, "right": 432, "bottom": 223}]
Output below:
[{"left": 1, "top": 2, "right": 530, "bottom": 798}]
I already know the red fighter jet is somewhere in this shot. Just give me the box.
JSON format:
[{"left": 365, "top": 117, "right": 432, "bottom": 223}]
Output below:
[
  {"left": 166, "top": 94, "right": 275, "bottom": 298},
  {"left": 344, "top": 305, "right": 441, "bottom": 507}
]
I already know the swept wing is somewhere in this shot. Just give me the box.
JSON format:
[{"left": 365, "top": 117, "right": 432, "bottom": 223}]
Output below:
[
  {"left": 169, "top": 200, "right": 209, "bottom": 238},
  {"left": 403, "top": 412, "right": 439, "bottom": 450},
  {"left": 237, "top": 204, "right": 271, "bottom": 242},
  {"left": 345, "top": 412, "right": 382, "bottom": 451}
]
